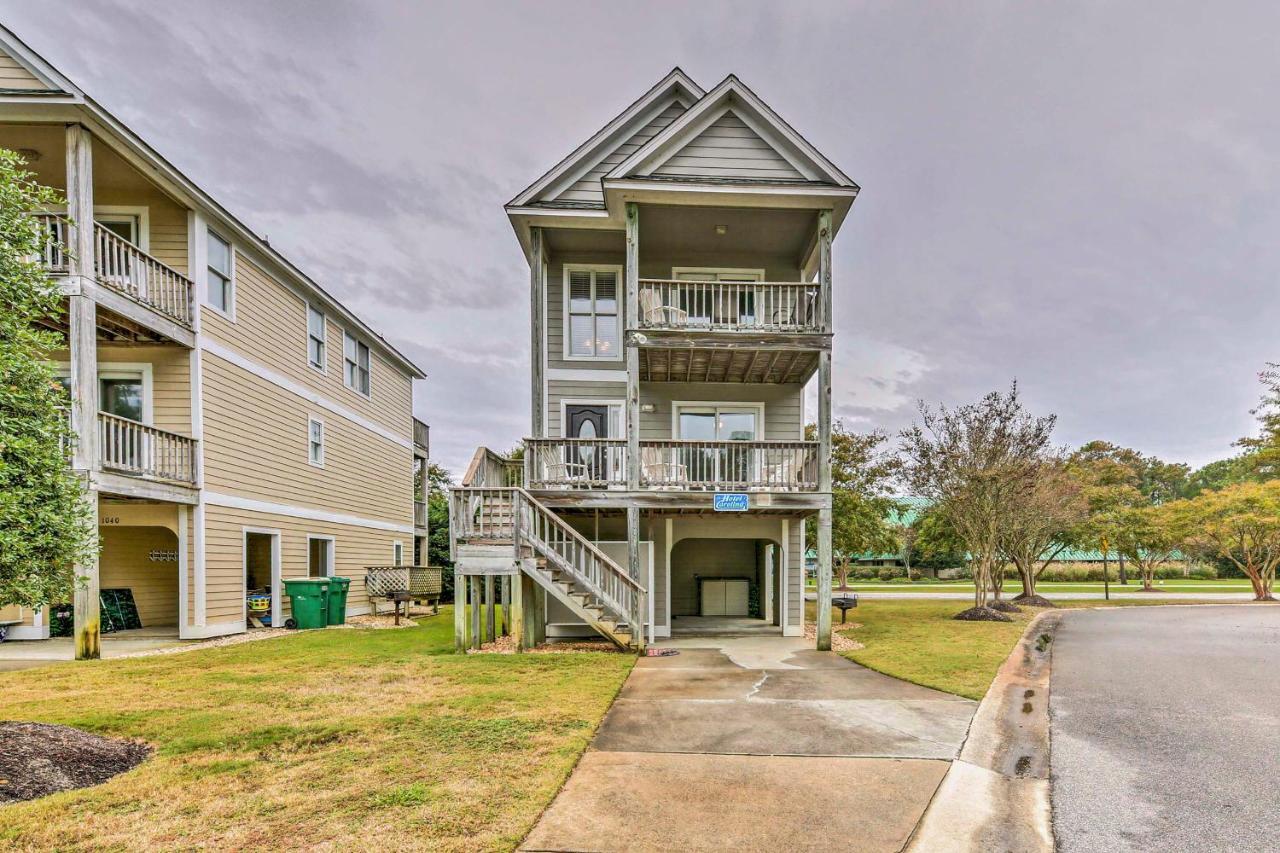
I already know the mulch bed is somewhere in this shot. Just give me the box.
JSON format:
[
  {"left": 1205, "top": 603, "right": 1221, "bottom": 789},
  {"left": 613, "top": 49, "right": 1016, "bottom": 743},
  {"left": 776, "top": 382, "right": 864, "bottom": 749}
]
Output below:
[
  {"left": 1012, "top": 593, "right": 1058, "bottom": 608},
  {"left": 953, "top": 606, "right": 1015, "bottom": 622},
  {"left": 0, "top": 722, "right": 151, "bottom": 804},
  {"left": 987, "top": 600, "right": 1024, "bottom": 613}
]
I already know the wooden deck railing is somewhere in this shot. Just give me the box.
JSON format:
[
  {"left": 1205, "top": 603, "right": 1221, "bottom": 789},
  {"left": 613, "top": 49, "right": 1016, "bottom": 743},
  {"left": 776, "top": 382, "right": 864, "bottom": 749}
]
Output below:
[
  {"left": 33, "top": 213, "right": 70, "bottom": 273},
  {"left": 413, "top": 418, "right": 430, "bottom": 453},
  {"left": 461, "top": 446, "right": 524, "bottom": 488},
  {"left": 525, "top": 438, "right": 627, "bottom": 489},
  {"left": 93, "top": 223, "right": 193, "bottom": 326},
  {"left": 637, "top": 279, "right": 825, "bottom": 333},
  {"left": 97, "top": 411, "right": 197, "bottom": 485},
  {"left": 520, "top": 438, "right": 821, "bottom": 492},
  {"left": 33, "top": 215, "right": 194, "bottom": 328},
  {"left": 414, "top": 500, "right": 427, "bottom": 528}
]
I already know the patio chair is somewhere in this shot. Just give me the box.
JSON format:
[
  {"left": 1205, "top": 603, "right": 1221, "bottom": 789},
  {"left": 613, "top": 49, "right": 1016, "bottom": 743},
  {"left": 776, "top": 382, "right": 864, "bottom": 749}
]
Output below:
[
  {"left": 641, "top": 446, "right": 688, "bottom": 489},
  {"left": 537, "top": 443, "right": 590, "bottom": 488},
  {"left": 771, "top": 288, "right": 820, "bottom": 329},
  {"left": 639, "top": 287, "right": 688, "bottom": 327}
]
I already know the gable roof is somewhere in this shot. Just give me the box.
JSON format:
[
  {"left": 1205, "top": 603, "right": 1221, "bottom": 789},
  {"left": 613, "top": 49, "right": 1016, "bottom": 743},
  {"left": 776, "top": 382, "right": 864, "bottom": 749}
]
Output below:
[
  {"left": 0, "top": 25, "right": 425, "bottom": 380},
  {"left": 508, "top": 68, "right": 704, "bottom": 209},
  {"left": 607, "top": 74, "right": 857, "bottom": 188}
]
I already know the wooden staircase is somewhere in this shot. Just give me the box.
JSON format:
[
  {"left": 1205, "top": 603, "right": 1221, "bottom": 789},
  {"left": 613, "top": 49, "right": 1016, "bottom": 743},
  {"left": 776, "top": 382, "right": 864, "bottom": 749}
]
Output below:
[{"left": 451, "top": 449, "right": 645, "bottom": 650}]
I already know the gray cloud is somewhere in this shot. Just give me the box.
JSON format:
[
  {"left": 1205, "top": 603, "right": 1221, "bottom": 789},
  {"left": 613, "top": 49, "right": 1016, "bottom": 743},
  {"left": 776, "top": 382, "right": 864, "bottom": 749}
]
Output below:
[{"left": 7, "top": 0, "right": 1278, "bottom": 472}]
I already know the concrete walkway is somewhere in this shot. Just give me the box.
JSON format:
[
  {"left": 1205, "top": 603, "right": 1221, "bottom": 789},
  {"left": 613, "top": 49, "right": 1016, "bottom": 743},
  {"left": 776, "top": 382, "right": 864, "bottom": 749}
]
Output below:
[
  {"left": 522, "top": 635, "right": 977, "bottom": 852},
  {"left": 0, "top": 628, "right": 192, "bottom": 672}
]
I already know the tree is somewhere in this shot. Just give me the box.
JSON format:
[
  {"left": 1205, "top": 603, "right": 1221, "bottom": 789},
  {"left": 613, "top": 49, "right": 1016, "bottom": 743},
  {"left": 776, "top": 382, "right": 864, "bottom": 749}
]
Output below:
[
  {"left": 422, "top": 462, "right": 456, "bottom": 600},
  {"left": 997, "top": 458, "right": 1088, "bottom": 605},
  {"left": 898, "top": 384, "right": 1055, "bottom": 620},
  {"left": 1237, "top": 364, "right": 1280, "bottom": 480},
  {"left": 0, "top": 150, "right": 95, "bottom": 611},
  {"left": 805, "top": 421, "right": 900, "bottom": 588},
  {"left": 1172, "top": 481, "right": 1280, "bottom": 601},
  {"left": 1113, "top": 503, "right": 1184, "bottom": 591},
  {"left": 1185, "top": 456, "right": 1252, "bottom": 497}
]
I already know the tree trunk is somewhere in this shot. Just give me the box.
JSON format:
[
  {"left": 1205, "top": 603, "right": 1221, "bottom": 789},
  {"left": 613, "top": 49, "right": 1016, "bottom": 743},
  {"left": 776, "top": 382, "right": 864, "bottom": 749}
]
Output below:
[
  {"left": 1118, "top": 552, "right": 1128, "bottom": 585},
  {"left": 1015, "top": 558, "right": 1035, "bottom": 599}
]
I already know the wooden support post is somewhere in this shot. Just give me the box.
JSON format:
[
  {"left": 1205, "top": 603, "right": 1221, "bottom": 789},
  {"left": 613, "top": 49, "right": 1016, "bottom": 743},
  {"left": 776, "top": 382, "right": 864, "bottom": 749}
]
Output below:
[
  {"left": 764, "top": 544, "right": 775, "bottom": 625},
  {"left": 67, "top": 123, "right": 100, "bottom": 661},
  {"left": 510, "top": 571, "right": 526, "bottom": 651},
  {"left": 530, "top": 227, "right": 545, "bottom": 438},
  {"left": 469, "top": 576, "right": 481, "bottom": 650},
  {"left": 454, "top": 574, "right": 467, "bottom": 651},
  {"left": 484, "top": 575, "right": 495, "bottom": 643},
  {"left": 531, "top": 585, "right": 546, "bottom": 645},
  {"left": 627, "top": 506, "right": 643, "bottom": 650},
  {"left": 815, "top": 209, "right": 834, "bottom": 651},
  {"left": 625, "top": 203, "right": 641, "bottom": 492}
]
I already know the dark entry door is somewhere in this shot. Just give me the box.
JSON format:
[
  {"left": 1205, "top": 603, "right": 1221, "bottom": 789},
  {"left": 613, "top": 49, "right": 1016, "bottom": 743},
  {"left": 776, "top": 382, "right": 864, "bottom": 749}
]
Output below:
[{"left": 565, "top": 405, "right": 608, "bottom": 483}]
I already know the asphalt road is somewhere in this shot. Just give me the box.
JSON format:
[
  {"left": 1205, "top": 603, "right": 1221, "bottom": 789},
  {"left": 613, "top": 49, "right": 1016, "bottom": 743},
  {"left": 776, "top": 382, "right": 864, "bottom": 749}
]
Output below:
[{"left": 1050, "top": 605, "right": 1280, "bottom": 852}]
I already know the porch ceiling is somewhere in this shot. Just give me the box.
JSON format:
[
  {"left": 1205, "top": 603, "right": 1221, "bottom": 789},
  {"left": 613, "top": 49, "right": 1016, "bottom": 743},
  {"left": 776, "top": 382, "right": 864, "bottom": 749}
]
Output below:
[{"left": 638, "top": 346, "right": 817, "bottom": 383}]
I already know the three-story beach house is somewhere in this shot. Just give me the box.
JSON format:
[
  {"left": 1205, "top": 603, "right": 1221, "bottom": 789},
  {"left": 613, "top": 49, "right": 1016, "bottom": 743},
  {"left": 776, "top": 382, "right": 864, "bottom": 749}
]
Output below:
[
  {"left": 0, "top": 26, "right": 430, "bottom": 656},
  {"left": 450, "top": 70, "right": 856, "bottom": 651}
]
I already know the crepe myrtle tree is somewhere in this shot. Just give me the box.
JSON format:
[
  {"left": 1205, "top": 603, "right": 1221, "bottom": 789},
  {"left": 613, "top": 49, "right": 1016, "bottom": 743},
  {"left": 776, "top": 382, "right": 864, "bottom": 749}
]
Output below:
[
  {"left": 996, "top": 457, "right": 1088, "bottom": 607},
  {"left": 805, "top": 422, "right": 900, "bottom": 590},
  {"left": 0, "top": 149, "right": 95, "bottom": 611},
  {"left": 1113, "top": 503, "right": 1185, "bottom": 592},
  {"left": 1172, "top": 481, "right": 1280, "bottom": 602},
  {"left": 899, "top": 384, "right": 1055, "bottom": 621}
]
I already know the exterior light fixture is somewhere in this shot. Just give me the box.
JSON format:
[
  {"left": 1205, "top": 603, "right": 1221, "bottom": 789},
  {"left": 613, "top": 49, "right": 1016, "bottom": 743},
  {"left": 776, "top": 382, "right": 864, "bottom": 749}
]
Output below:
[{"left": 714, "top": 224, "right": 727, "bottom": 235}]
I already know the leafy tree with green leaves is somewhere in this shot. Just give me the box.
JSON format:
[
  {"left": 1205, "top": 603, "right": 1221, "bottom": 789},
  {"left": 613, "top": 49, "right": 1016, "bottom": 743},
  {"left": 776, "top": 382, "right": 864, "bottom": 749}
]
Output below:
[
  {"left": 1184, "top": 455, "right": 1252, "bottom": 497},
  {"left": 1170, "top": 480, "right": 1280, "bottom": 601},
  {"left": 805, "top": 421, "right": 900, "bottom": 589},
  {"left": 0, "top": 149, "right": 95, "bottom": 611},
  {"left": 996, "top": 456, "right": 1088, "bottom": 605},
  {"left": 422, "top": 462, "right": 456, "bottom": 600},
  {"left": 1237, "top": 364, "right": 1280, "bottom": 480},
  {"left": 1113, "top": 503, "right": 1185, "bottom": 591},
  {"left": 898, "top": 384, "right": 1055, "bottom": 620}
]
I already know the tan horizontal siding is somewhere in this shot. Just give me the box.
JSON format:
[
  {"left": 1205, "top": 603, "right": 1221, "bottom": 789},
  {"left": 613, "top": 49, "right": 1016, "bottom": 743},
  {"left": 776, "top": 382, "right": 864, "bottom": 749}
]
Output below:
[
  {"left": 201, "top": 354, "right": 413, "bottom": 522},
  {"left": 201, "top": 252, "right": 413, "bottom": 438},
  {"left": 203, "top": 504, "right": 407, "bottom": 626},
  {"left": 50, "top": 344, "right": 192, "bottom": 436},
  {"left": 100, "top": 525, "right": 180, "bottom": 627},
  {"left": 0, "top": 52, "right": 48, "bottom": 90}
]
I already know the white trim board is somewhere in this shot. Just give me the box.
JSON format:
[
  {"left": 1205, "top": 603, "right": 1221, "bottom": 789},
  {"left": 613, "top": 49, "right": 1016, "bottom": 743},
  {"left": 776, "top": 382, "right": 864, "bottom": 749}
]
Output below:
[
  {"left": 546, "top": 367, "right": 626, "bottom": 383},
  {"left": 199, "top": 338, "right": 412, "bottom": 450},
  {"left": 204, "top": 491, "right": 413, "bottom": 534}
]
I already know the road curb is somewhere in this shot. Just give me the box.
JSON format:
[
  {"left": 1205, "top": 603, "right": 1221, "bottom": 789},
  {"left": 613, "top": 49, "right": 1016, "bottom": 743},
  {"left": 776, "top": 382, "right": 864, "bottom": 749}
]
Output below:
[{"left": 905, "top": 609, "right": 1061, "bottom": 852}]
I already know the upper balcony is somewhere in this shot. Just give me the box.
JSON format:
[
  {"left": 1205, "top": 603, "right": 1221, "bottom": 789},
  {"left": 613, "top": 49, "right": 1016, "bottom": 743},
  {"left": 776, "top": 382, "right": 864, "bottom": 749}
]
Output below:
[{"left": 36, "top": 213, "right": 195, "bottom": 345}]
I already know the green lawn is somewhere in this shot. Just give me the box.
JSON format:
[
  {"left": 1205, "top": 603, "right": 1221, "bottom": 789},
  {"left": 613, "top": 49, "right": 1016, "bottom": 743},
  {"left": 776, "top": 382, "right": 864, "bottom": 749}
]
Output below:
[
  {"left": 815, "top": 598, "right": 1235, "bottom": 701},
  {"left": 0, "top": 609, "right": 634, "bottom": 852},
  {"left": 807, "top": 578, "right": 1251, "bottom": 594}
]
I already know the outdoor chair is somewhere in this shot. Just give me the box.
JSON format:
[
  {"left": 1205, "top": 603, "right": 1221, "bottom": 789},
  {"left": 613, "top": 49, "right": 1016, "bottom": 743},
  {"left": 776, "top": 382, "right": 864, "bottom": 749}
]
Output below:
[
  {"left": 641, "top": 446, "right": 688, "bottom": 489},
  {"left": 639, "top": 287, "right": 688, "bottom": 327}
]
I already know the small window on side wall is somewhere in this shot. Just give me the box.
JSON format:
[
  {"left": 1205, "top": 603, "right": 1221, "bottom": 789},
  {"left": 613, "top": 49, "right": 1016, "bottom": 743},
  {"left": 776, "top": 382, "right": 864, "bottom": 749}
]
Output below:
[
  {"left": 308, "top": 416, "right": 325, "bottom": 466},
  {"left": 307, "top": 305, "right": 326, "bottom": 370},
  {"left": 207, "top": 230, "right": 233, "bottom": 315},
  {"left": 393, "top": 541, "right": 404, "bottom": 567},
  {"left": 343, "top": 331, "right": 371, "bottom": 396}
]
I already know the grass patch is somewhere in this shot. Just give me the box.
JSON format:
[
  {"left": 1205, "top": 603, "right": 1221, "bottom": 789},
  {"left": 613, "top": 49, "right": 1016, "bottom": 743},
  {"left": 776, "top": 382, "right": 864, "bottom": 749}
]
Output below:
[
  {"left": 0, "top": 608, "right": 634, "bottom": 851},
  {"left": 814, "top": 598, "right": 1231, "bottom": 701}
]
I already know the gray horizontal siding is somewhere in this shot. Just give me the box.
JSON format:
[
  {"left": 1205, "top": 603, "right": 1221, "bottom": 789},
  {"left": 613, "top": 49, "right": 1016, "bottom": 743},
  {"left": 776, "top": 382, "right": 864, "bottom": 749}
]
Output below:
[
  {"left": 638, "top": 382, "right": 805, "bottom": 440},
  {"left": 547, "top": 379, "right": 626, "bottom": 436},
  {"left": 651, "top": 112, "right": 803, "bottom": 181},
  {"left": 555, "top": 101, "right": 687, "bottom": 205}
]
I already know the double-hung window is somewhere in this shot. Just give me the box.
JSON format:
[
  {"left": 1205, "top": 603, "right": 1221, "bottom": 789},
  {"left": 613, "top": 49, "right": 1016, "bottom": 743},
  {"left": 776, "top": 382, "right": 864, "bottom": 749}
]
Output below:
[
  {"left": 307, "top": 305, "right": 326, "bottom": 370},
  {"left": 343, "top": 331, "right": 371, "bottom": 396},
  {"left": 566, "top": 267, "right": 620, "bottom": 359},
  {"left": 207, "top": 230, "right": 233, "bottom": 315},
  {"left": 308, "top": 416, "right": 325, "bottom": 466}
]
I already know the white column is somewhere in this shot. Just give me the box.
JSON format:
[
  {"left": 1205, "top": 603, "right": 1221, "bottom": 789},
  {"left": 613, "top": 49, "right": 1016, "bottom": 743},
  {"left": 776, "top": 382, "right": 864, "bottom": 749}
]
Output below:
[
  {"left": 529, "top": 226, "right": 545, "bottom": 438},
  {"left": 815, "top": 209, "right": 834, "bottom": 651},
  {"left": 188, "top": 208, "right": 207, "bottom": 627}
]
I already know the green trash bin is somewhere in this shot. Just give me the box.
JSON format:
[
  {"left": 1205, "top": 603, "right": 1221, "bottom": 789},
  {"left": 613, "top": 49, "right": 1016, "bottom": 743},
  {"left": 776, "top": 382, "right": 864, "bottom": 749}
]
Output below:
[
  {"left": 326, "top": 576, "right": 351, "bottom": 626},
  {"left": 283, "top": 578, "right": 329, "bottom": 629}
]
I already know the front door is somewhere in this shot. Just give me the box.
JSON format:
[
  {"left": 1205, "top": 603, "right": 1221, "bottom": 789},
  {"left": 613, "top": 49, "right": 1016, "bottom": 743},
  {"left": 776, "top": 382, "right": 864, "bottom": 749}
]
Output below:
[{"left": 565, "top": 404, "right": 609, "bottom": 483}]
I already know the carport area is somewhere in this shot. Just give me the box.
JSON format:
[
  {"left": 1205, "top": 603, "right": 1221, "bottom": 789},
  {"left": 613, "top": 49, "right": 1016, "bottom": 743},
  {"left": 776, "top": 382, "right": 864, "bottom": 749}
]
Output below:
[
  {"left": 522, "top": 636, "right": 977, "bottom": 852},
  {"left": 0, "top": 628, "right": 192, "bottom": 672}
]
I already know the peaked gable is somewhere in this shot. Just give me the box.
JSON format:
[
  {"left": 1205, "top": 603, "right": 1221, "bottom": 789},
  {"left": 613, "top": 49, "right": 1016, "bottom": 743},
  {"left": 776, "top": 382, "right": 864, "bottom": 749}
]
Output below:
[
  {"left": 608, "top": 75, "right": 856, "bottom": 189},
  {"left": 508, "top": 68, "right": 704, "bottom": 209},
  {"left": 650, "top": 109, "right": 805, "bottom": 182}
]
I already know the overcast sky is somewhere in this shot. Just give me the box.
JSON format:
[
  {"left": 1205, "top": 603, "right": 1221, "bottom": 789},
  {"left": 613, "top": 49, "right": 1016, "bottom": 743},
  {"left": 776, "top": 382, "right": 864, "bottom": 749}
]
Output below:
[{"left": 7, "top": 1, "right": 1277, "bottom": 473}]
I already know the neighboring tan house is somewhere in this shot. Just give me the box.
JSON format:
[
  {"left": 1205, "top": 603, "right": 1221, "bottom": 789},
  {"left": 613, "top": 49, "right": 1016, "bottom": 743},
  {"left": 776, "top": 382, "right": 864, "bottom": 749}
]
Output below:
[
  {"left": 0, "top": 27, "right": 429, "bottom": 653},
  {"left": 450, "top": 69, "right": 857, "bottom": 650}
]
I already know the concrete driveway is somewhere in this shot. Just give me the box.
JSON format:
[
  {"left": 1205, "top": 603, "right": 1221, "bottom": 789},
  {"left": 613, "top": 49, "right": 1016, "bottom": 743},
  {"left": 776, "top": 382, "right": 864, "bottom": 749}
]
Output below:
[
  {"left": 1051, "top": 605, "right": 1280, "bottom": 852},
  {"left": 0, "top": 628, "right": 191, "bottom": 672},
  {"left": 522, "top": 636, "right": 977, "bottom": 852}
]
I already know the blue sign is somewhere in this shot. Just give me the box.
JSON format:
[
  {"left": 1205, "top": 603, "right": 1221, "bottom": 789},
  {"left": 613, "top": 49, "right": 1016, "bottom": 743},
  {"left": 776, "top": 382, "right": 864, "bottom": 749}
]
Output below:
[{"left": 713, "top": 493, "right": 749, "bottom": 512}]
